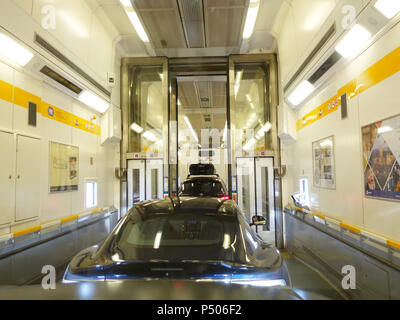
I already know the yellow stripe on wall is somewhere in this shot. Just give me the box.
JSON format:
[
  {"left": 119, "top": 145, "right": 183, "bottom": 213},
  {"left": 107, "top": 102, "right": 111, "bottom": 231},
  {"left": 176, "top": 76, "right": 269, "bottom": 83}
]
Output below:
[
  {"left": 0, "top": 80, "right": 100, "bottom": 136},
  {"left": 0, "top": 80, "right": 13, "bottom": 103},
  {"left": 297, "top": 44, "right": 400, "bottom": 131}
]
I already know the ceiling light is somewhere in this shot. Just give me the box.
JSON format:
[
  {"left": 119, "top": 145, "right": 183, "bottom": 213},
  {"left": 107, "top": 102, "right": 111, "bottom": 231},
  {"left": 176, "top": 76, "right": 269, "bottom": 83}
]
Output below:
[
  {"left": 335, "top": 24, "right": 371, "bottom": 58},
  {"left": 374, "top": 0, "right": 400, "bottom": 19},
  {"left": 119, "top": 1, "right": 149, "bottom": 43},
  {"left": 378, "top": 126, "right": 393, "bottom": 134},
  {"left": 184, "top": 116, "right": 199, "bottom": 142},
  {"left": 234, "top": 71, "right": 243, "bottom": 97},
  {"left": 243, "top": 0, "right": 260, "bottom": 39},
  {"left": 130, "top": 122, "right": 143, "bottom": 133},
  {"left": 243, "top": 137, "right": 257, "bottom": 151},
  {"left": 153, "top": 231, "right": 162, "bottom": 249},
  {"left": 119, "top": 0, "right": 132, "bottom": 7},
  {"left": 79, "top": 90, "right": 110, "bottom": 113},
  {"left": 287, "top": 80, "right": 315, "bottom": 106},
  {"left": 143, "top": 131, "right": 157, "bottom": 142},
  {"left": 0, "top": 33, "right": 34, "bottom": 67}
]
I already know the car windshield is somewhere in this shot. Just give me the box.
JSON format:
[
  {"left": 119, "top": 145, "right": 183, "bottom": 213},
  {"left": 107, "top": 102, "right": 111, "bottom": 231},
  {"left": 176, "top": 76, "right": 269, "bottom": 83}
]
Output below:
[
  {"left": 110, "top": 212, "right": 238, "bottom": 262},
  {"left": 179, "top": 180, "right": 226, "bottom": 197}
]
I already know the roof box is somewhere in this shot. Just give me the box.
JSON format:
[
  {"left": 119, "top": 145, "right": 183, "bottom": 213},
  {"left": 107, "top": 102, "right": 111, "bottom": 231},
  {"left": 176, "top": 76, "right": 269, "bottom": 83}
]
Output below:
[{"left": 189, "top": 163, "right": 215, "bottom": 176}]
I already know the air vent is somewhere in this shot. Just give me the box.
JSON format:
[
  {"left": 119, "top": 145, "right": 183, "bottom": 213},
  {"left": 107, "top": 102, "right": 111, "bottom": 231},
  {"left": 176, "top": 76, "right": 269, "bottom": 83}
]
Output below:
[
  {"left": 308, "top": 51, "right": 341, "bottom": 84},
  {"left": 34, "top": 33, "right": 111, "bottom": 98},
  {"left": 284, "top": 24, "right": 336, "bottom": 93},
  {"left": 40, "top": 66, "right": 83, "bottom": 95},
  {"left": 178, "top": 0, "right": 206, "bottom": 48}
]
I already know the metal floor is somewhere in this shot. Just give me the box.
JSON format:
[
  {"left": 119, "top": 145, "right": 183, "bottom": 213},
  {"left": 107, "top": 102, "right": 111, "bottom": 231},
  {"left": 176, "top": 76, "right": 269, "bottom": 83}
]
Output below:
[
  {"left": 24, "top": 250, "right": 345, "bottom": 300},
  {"left": 282, "top": 251, "right": 344, "bottom": 300}
]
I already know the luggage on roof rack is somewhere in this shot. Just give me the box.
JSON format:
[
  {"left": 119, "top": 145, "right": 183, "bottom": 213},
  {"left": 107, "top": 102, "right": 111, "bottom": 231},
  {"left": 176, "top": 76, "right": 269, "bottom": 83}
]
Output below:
[{"left": 189, "top": 163, "right": 216, "bottom": 176}]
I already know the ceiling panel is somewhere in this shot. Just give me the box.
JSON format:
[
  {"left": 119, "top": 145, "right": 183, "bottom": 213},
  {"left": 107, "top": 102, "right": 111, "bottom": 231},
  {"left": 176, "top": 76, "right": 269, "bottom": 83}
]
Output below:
[
  {"left": 211, "top": 81, "right": 226, "bottom": 107},
  {"left": 179, "top": 82, "right": 200, "bottom": 108},
  {"left": 206, "top": 0, "right": 246, "bottom": 7},
  {"left": 134, "top": 0, "right": 176, "bottom": 10},
  {"left": 139, "top": 10, "right": 186, "bottom": 48},
  {"left": 206, "top": 7, "right": 245, "bottom": 47}
]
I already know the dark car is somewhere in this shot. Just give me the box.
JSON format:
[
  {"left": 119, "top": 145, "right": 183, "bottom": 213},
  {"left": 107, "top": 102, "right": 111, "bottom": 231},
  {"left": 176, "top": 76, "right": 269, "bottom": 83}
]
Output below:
[
  {"left": 63, "top": 196, "right": 290, "bottom": 287},
  {"left": 178, "top": 163, "right": 229, "bottom": 199}
]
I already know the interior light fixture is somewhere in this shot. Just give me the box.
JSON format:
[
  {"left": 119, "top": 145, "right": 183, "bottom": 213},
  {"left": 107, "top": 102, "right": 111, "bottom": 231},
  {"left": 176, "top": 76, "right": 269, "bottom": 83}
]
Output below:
[
  {"left": 234, "top": 71, "right": 243, "bottom": 97},
  {"left": 377, "top": 125, "right": 393, "bottom": 134},
  {"left": 374, "top": 0, "right": 400, "bottom": 19},
  {"left": 0, "top": 33, "right": 34, "bottom": 67},
  {"left": 119, "top": 0, "right": 149, "bottom": 43},
  {"left": 130, "top": 122, "right": 143, "bottom": 133},
  {"left": 287, "top": 80, "right": 315, "bottom": 106},
  {"left": 79, "top": 90, "right": 110, "bottom": 113},
  {"left": 335, "top": 24, "right": 371, "bottom": 58},
  {"left": 153, "top": 231, "right": 162, "bottom": 249},
  {"left": 143, "top": 131, "right": 157, "bottom": 142},
  {"left": 243, "top": 0, "right": 260, "bottom": 39},
  {"left": 243, "top": 137, "right": 257, "bottom": 151},
  {"left": 184, "top": 116, "right": 199, "bottom": 142}
]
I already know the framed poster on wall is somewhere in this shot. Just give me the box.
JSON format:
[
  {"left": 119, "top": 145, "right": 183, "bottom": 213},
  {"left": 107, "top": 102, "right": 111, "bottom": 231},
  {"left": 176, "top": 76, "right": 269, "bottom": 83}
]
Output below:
[
  {"left": 312, "top": 136, "right": 336, "bottom": 189},
  {"left": 49, "top": 141, "right": 79, "bottom": 193},
  {"left": 362, "top": 114, "right": 400, "bottom": 201}
]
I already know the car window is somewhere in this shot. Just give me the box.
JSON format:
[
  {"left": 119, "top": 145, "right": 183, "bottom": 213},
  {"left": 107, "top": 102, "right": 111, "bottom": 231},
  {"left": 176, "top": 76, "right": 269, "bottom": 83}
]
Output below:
[
  {"left": 179, "top": 180, "right": 226, "bottom": 197},
  {"left": 111, "top": 212, "right": 237, "bottom": 262}
]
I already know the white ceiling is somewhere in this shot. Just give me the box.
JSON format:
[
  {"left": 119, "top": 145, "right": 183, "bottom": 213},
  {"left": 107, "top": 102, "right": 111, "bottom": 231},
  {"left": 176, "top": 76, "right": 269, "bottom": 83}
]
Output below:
[{"left": 85, "top": 0, "right": 284, "bottom": 57}]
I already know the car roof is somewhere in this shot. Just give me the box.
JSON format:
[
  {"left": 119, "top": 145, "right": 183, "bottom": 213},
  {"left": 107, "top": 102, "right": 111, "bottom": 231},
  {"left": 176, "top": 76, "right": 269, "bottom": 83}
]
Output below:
[{"left": 132, "top": 196, "right": 236, "bottom": 216}]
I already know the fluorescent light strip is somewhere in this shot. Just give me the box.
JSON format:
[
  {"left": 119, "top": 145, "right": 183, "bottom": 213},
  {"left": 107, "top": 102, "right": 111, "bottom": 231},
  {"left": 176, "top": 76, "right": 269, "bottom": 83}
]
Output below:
[
  {"left": 335, "top": 24, "right": 371, "bottom": 58},
  {"left": 184, "top": 116, "right": 199, "bottom": 142},
  {"left": 79, "top": 90, "right": 110, "bottom": 113},
  {"left": 287, "top": 80, "right": 315, "bottom": 106},
  {"left": 378, "top": 126, "right": 393, "bottom": 134},
  {"left": 0, "top": 33, "right": 34, "bottom": 67},
  {"left": 130, "top": 122, "right": 143, "bottom": 133},
  {"left": 153, "top": 231, "right": 162, "bottom": 249},
  {"left": 143, "top": 130, "right": 157, "bottom": 142},
  {"left": 243, "top": 0, "right": 260, "bottom": 39},
  {"left": 374, "top": 0, "right": 400, "bottom": 19},
  {"left": 119, "top": 0, "right": 149, "bottom": 43}
]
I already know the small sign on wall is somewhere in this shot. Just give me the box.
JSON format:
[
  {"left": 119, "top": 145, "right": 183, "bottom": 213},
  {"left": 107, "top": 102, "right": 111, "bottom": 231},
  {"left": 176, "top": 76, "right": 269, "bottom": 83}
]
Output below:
[
  {"left": 312, "top": 136, "right": 336, "bottom": 189},
  {"left": 49, "top": 141, "right": 79, "bottom": 193},
  {"left": 362, "top": 114, "right": 400, "bottom": 201}
]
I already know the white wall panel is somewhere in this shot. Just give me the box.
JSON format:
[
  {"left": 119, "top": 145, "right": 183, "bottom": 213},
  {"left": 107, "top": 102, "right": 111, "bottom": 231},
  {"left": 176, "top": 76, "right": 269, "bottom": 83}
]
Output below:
[
  {"left": 279, "top": 5, "right": 400, "bottom": 240},
  {"left": 0, "top": 62, "right": 14, "bottom": 131},
  {"left": 15, "top": 135, "right": 41, "bottom": 221},
  {"left": 0, "top": 131, "right": 15, "bottom": 226}
]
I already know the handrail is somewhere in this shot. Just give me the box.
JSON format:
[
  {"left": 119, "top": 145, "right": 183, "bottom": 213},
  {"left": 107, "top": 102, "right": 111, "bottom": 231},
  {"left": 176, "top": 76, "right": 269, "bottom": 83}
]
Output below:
[
  {"left": 0, "top": 207, "right": 110, "bottom": 242},
  {"left": 291, "top": 204, "right": 400, "bottom": 251}
]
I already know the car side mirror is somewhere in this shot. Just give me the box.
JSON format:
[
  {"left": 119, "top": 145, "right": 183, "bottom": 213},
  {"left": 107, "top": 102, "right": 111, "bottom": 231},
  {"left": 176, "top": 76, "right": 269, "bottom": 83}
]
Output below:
[{"left": 251, "top": 215, "right": 267, "bottom": 226}]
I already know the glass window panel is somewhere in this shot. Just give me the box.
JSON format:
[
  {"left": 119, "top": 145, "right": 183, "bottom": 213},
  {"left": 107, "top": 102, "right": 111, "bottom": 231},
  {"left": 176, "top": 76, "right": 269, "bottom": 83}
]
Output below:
[
  {"left": 128, "top": 65, "right": 164, "bottom": 154},
  {"left": 233, "top": 62, "right": 271, "bottom": 156}
]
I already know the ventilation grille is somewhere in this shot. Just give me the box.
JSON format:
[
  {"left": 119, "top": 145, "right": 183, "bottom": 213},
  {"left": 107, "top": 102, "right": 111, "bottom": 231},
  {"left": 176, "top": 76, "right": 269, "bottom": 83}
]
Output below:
[
  {"left": 40, "top": 66, "right": 83, "bottom": 95},
  {"left": 178, "top": 0, "right": 205, "bottom": 48},
  {"left": 34, "top": 33, "right": 111, "bottom": 98},
  {"left": 308, "top": 51, "right": 341, "bottom": 84},
  {"left": 284, "top": 24, "right": 336, "bottom": 93}
]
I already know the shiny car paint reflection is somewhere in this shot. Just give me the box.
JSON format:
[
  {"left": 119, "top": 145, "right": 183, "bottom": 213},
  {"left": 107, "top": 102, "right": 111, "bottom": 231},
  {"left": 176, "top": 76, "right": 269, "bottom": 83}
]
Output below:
[{"left": 63, "top": 197, "right": 291, "bottom": 287}]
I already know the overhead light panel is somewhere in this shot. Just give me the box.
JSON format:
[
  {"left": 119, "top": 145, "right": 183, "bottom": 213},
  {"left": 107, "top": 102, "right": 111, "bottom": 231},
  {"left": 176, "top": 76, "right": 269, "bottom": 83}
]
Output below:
[
  {"left": 243, "top": 0, "right": 260, "bottom": 39},
  {"left": 143, "top": 131, "right": 157, "bottom": 142},
  {"left": 79, "top": 90, "right": 110, "bottom": 113},
  {"left": 287, "top": 80, "right": 315, "bottom": 106},
  {"left": 119, "top": 0, "right": 150, "bottom": 42},
  {"left": 374, "top": 0, "right": 400, "bottom": 19},
  {"left": 130, "top": 122, "right": 143, "bottom": 133},
  {"left": 184, "top": 116, "right": 199, "bottom": 142},
  {"left": 378, "top": 126, "right": 393, "bottom": 134},
  {"left": 0, "top": 33, "right": 34, "bottom": 67},
  {"left": 335, "top": 24, "right": 371, "bottom": 58}
]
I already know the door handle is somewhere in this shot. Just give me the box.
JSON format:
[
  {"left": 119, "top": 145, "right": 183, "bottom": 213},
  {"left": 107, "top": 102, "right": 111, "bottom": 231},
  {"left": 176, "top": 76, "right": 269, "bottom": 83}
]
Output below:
[
  {"left": 17, "top": 175, "right": 20, "bottom": 179},
  {"left": 9, "top": 175, "right": 12, "bottom": 180}
]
